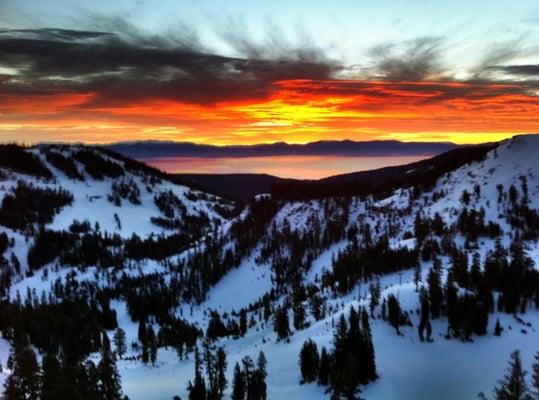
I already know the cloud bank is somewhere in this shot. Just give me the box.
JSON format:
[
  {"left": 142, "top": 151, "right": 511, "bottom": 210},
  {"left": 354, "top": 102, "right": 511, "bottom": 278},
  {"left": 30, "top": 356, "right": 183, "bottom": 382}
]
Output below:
[{"left": 0, "top": 20, "right": 538, "bottom": 144}]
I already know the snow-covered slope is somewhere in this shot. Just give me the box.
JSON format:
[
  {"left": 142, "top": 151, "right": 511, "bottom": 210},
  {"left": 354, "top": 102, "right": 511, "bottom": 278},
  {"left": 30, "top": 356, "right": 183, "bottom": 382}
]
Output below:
[
  {"left": 0, "top": 144, "right": 234, "bottom": 275},
  {"left": 1, "top": 135, "right": 539, "bottom": 400},
  {"left": 412, "top": 134, "right": 538, "bottom": 227}
]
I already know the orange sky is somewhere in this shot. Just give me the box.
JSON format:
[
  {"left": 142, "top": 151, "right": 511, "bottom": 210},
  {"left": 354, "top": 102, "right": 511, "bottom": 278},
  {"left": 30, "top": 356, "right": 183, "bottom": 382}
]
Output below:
[
  {"left": 2, "top": 2, "right": 539, "bottom": 146},
  {"left": 1, "top": 79, "right": 538, "bottom": 145}
]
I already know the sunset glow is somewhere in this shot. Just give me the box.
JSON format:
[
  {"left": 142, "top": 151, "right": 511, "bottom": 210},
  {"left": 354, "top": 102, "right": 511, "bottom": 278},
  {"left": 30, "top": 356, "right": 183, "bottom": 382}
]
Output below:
[
  {"left": 1, "top": 0, "right": 539, "bottom": 145},
  {"left": 1, "top": 79, "right": 538, "bottom": 145}
]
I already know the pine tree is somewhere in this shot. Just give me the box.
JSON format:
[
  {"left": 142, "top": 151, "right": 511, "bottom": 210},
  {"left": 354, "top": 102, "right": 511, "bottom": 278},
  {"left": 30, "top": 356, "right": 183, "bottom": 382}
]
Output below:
[
  {"left": 202, "top": 341, "right": 228, "bottom": 400},
  {"left": 138, "top": 320, "right": 146, "bottom": 342},
  {"left": 494, "top": 319, "right": 502, "bottom": 337},
  {"left": 3, "top": 344, "right": 40, "bottom": 400},
  {"left": 318, "top": 346, "right": 331, "bottom": 386},
  {"left": 328, "top": 315, "right": 348, "bottom": 399},
  {"left": 231, "top": 363, "right": 245, "bottom": 400},
  {"left": 470, "top": 252, "right": 482, "bottom": 288},
  {"left": 293, "top": 300, "right": 307, "bottom": 331},
  {"left": 427, "top": 261, "right": 443, "bottom": 318},
  {"left": 242, "top": 356, "right": 255, "bottom": 400},
  {"left": 387, "top": 294, "right": 401, "bottom": 334},
  {"left": 113, "top": 327, "right": 127, "bottom": 359},
  {"left": 445, "top": 270, "right": 459, "bottom": 338},
  {"left": 207, "top": 311, "right": 226, "bottom": 340},
  {"left": 505, "top": 240, "right": 531, "bottom": 314},
  {"left": 509, "top": 184, "right": 519, "bottom": 205},
  {"left": 263, "top": 295, "right": 272, "bottom": 322},
  {"left": 299, "top": 339, "right": 320, "bottom": 384},
  {"left": 432, "top": 212, "right": 445, "bottom": 236},
  {"left": 451, "top": 249, "right": 469, "bottom": 288},
  {"left": 203, "top": 339, "right": 217, "bottom": 398},
  {"left": 347, "top": 307, "right": 368, "bottom": 387},
  {"left": 461, "top": 189, "right": 471, "bottom": 205},
  {"left": 361, "top": 308, "right": 378, "bottom": 382},
  {"left": 215, "top": 346, "right": 228, "bottom": 400},
  {"left": 102, "top": 331, "right": 111, "bottom": 354},
  {"left": 239, "top": 309, "right": 248, "bottom": 337},
  {"left": 342, "top": 352, "right": 361, "bottom": 400},
  {"left": 85, "top": 360, "right": 101, "bottom": 399},
  {"left": 97, "top": 349, "right": 124, "bottom": 400},
  {"left": 41, "top": 353, "right": 64, "bottom": 400},
  {"left": 414, "top": 213, "right": 428, "bottom": 243},
  {"left": 148, "top": 325, "right": 158, "bottom": 366},
  {"left": 273, "top": 305, "right": 291, "bottom": 341},
  {"left": 310, "top": 294, "right": 324, "bottom": 321},
  {"left": 381, "top": 298, "right": 387, "bottom": 320},
  {"left": 139, "top": 321, "right": 149, "bottom": 364},
  {"left": 187, "top": 347, "right": 207, "bottom": 400},
  {"left": 418, "top": 288, "right": 432, "bottom": 342},
  {"left": 255, "top": 351, "right": 267, "bottom": 400},
  {"left": 532, "top": 351, "right": 539, "bottom": 399},
  {"left": 292, "top": 279, "right": 307, "bottom": 330},
  {"left": 369, "top": 279, "right": 381, "bottom": 317},
  {"left": 480, "top": 350, "right": 532, "bottom": 400}
]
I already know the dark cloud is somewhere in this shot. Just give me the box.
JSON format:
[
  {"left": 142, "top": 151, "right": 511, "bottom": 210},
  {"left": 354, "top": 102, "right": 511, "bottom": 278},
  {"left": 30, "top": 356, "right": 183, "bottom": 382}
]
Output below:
[
  {"left": 0, "top": 30, "right": 233, "bottom": 78},
  {"left": 493, "top": 64, "right": 539, "bottom": 76},
  {"left": 0, "top": 28, "right": 113, "bottom": 41},
  {"left": 1, "top": 24, "right": 536, "bottom": 109},
  {"left": 367, "top": 37, "right": 445, "bottom": 81},
  {"left": 0, "top": 24, "right": 341, "bottom": 105}
]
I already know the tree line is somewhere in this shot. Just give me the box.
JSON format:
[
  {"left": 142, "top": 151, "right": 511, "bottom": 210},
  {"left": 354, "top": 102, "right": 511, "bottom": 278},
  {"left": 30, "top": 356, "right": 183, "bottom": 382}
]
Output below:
[{"left": 299, "top": 306, "right": 377, "bottom": 400}]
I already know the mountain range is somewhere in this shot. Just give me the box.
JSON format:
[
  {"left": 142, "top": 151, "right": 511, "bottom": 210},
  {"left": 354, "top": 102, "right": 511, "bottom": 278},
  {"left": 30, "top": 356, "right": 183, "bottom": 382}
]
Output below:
[{"left": 106, "top": 139, "right": 459, "bottom": 158}]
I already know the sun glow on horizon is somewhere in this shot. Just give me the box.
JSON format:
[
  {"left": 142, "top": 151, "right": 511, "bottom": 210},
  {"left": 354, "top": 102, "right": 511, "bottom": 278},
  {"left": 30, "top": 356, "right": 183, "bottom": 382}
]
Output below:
[{"left": 1, "top": 79, "right": 538, "bottom": 146}]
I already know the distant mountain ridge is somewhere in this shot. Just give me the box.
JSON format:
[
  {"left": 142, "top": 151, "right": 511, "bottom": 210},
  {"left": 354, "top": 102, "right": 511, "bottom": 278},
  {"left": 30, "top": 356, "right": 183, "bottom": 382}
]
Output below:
[{"left": 106, "top": 139, "right": 459, "bottom": 158}]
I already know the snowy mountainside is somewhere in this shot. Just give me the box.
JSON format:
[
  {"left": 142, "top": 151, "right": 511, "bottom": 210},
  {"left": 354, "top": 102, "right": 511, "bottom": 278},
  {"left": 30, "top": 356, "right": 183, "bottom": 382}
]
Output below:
[
  {"left": 403, "top": 134, "right": 539, "bottom": 227},
  {"left": 1, "top": 135, "right": 539, "bottom": 400},
  {"left": 265, "top": 134, "right": 539, "bottom": 252},
  {"left": 0, "top": 143, "right": 235, "bottom": 275}
]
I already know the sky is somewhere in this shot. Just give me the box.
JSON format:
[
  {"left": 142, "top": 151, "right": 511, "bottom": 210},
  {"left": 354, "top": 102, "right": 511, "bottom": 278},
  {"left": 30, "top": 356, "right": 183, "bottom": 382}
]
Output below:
[{"left": 1, "top": 0, "right": 539, "bottom": 145}]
